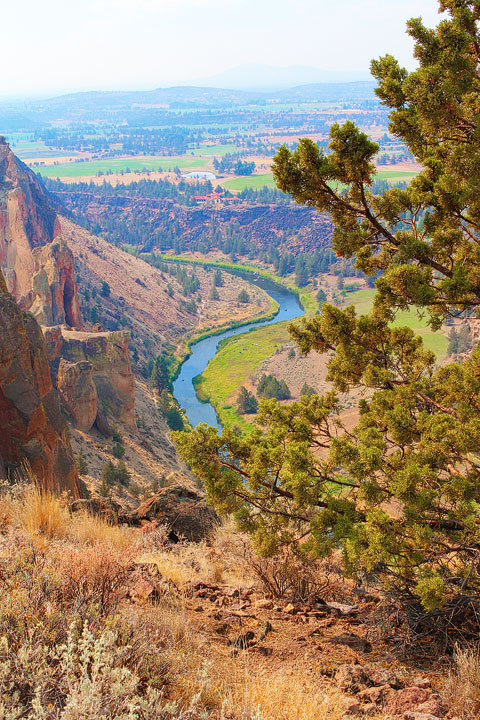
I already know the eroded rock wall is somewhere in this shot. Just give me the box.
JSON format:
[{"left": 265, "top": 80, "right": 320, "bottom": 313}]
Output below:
[
  {"left": 0, "top": 270, "right": 80, "bottom": 496},
  {"left": 0, "top": 138, "right": 81, "bottom": 328},
  {"left": 49, "top": 328, "right": 136, "bottom": 431},
  {"left": 30, "top": 238, "right": 82, "bottom": 327}
]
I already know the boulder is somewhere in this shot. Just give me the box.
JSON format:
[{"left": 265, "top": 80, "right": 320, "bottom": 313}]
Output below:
[
  {"left": 94, "top": 408, "right": 112, "bottom": 437},
  {"left": 57, "top": 358, "right": 98, "bottom": 431},
  {"left": 0, "top": 271, "right": 80, "bottom": 496},
  {"left": 385, "top": 688, "right": 437, "bottom": 716},
  {"left": 134, "top": 484, "right": 220, "bottom": 542},
  {"left": 335, "top": 664, "right": 371, "bottom": 693}
]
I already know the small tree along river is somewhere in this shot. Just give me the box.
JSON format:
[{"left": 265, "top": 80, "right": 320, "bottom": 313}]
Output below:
[{"left": 173, "top": 274, "right": 304, "bottom": 429}]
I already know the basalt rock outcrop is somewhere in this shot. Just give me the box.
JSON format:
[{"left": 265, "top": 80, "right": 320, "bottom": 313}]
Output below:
[
  {"left": 0, "top": 138, "right": 81, "bottom": 328},
  {"left": 134, "top": 484, "right": 220, "bottom": 542},
  {"left": 55, "top": 190, "right": 334, "bottom": 256},
  {"left": 0, "top": 270, "right": 80, "bottom": 496}
]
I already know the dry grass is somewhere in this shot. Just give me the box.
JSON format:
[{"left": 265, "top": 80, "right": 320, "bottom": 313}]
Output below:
[
  {"left": 227, "top": 668, "right": 353, "bottom": 720},
  {"left": 445, "top": 646, "right": 480, "bottom": 719},
  {"left": 16, "top": 485, "right": 70, "bottom": 539},
  {"left": 70, "top": 510, "right": 136, "bottom": 550}
]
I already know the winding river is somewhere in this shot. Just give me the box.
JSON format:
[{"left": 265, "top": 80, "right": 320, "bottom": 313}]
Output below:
[{"left": 173, "top": 274, "right": 305, "bottom": 430}]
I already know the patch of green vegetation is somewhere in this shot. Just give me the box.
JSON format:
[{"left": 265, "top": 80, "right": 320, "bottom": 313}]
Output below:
[
  {"left": 36, "top": 156, "right": 207, "bottom": 178},
  {"left": 223, "top": 173, "right": 276, "bottom": 191},
  {"left": 195, "top": 321, "right": 291, "bottom": 431},
  {"left": 340, "top": 288, "right": 448, "bottom": 359},
  {"left": 375, "top": 168, "right": 419, "bottom": 183}
]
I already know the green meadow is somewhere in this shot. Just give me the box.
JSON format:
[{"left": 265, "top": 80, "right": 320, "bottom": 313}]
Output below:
[
  {"left": 196, "top": 282, "right": 447, "bottom": 430},
  {"left": 195, "top": 321, "right": 292, "bottom": 430},
  {"left": 223, "top": 173, "right": 276, "bottom": 191},
  {"left": 191, "top": 143, "right": 242, "bottom": 156},
  {"left": 223, "top": 167, "right": 418, "bottom": 193},
  {"left": 339, "top": 288, "right": 448, "bottom": 358},
  {"left": 36, "top": 156, "right": 207, "bottom": 178}
]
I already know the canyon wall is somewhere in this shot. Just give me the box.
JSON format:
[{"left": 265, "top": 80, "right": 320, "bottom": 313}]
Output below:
[
  {"left": 0, "top": 270, "right": 80, "bottom": 495},
  {"left": 0, "top": 138, "right": 82, "bottom": 328}
]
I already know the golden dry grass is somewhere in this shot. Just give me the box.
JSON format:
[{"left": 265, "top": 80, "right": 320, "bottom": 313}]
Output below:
[
  {"left": 445, "top": 647, "right": 480, "bottom": 719},
  {"left": 70, "top": 511, "right": 137, "bottom": 550},
  {"left": 16, "top": 485, "right": 70, "bottom": 539}
]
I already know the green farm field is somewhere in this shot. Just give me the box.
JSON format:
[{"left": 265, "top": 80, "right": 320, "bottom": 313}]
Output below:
[
  {"left": 223, "top": 173, "right": 276, "bottom": 191},
  {"left": 223, "top": 167, "right": 419, "bottom": 193},
  {"left": 191, "top": 144, "right": 242, "bottom": 156},
  {"left": 36, "top": 156, "right": 207, "bottom": 178}
]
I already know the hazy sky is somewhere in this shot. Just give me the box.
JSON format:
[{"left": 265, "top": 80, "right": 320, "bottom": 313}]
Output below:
[{"left": 1, "top": 0, "right": 444, "bottom": 97}]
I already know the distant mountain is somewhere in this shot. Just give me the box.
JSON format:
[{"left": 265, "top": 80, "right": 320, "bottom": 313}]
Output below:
[
  {"left": 32, "top": 80, "right": 377, "bottom": 119},
  {"left": 184, "top": 63, "right": 372, "bottom": 90}
]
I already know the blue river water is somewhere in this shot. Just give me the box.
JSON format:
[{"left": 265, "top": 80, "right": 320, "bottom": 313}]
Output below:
[{"left": 173, "top": 274, "right": 305, "bottom": 430}]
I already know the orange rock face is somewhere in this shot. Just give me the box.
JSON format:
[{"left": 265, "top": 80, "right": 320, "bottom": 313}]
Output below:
[
  {"left": 57, "top": 359, "right": 98, "bottom": 432},
  {"left": 55, "top": 329, "right": 136, "bottom": 431},
  {"left": 0, "top": 138, "right": 81, "bottom": 328},
  {"left": 0, "top": 271, "right": 80, "bottom": 496},
  {"left": 30, "top": 239, "right": 82, "bottom": 327}
]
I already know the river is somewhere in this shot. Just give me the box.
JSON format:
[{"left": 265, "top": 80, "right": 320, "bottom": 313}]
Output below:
[{"left": 173, "top": 274, "right": 305, "bottom": 430}]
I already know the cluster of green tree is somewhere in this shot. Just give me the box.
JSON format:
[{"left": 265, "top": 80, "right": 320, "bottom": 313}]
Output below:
[
  {"left": 237, "top": 289, "right": 250, "bottom": 303},
  {"left": 238, "top": 186, "right": 291, "bottom": 204},
  {"left": 447, "top": 324, "right": 473, "bottom": 357},
  {"left": 176, "top": 1, "right": 480, "bottom": 646},
  {"left": 44, "top": 176, "right": 219, "bottom": 207},
  {"left": 157, "top": 389, "right": 184, "bottom": 431},
  {"left": 99, "top": 459, "right": 130, "bottom": 496},
  {"left": 257, "top": 374, "right": 290, "bottom": 400},
  {"left": 236, "top": 386, "right": 258, "bottom": 414},
  {"left": 213, "top": 154, "right": 255, "bottom": 175},
  {"left": 37, "top": 125, "right": 202, "bottom": 156}
]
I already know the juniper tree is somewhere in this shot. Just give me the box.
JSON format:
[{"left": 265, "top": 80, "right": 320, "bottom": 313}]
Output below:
[{"left": 175, "top": 0, "right": 480, "bottom": 635}]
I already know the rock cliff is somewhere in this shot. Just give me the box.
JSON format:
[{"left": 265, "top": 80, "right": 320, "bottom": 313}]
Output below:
[
  {"left": 56, "top": 358, "right": 98, "bottom": 432},
  {"left": 48, "top": 328, "right": 136, "bottom": 431},
  {"left": 0, "top": 270, "right": 80, "bottom": 495},
  {"left": 30, "top": 238, "right": 82, "bottom": 327},
  {"left": 0, "top": 138, "right": 81, "bottom": 328}
]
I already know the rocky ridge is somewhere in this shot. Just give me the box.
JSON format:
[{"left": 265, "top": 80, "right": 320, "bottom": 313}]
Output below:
[{"left": 54, "top": 189, "right": 334, "bottom": 256}]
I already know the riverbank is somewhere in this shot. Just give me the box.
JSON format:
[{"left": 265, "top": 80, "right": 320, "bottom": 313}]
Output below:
[
  {"left": 133, "top": 250, "right": 318, "bottom": 317},
  {"left": 169, "top": 292, "right": 280, "bottom": 384},
  {"left": 172, "top": 273, "right": 304, "bottom": 430}
]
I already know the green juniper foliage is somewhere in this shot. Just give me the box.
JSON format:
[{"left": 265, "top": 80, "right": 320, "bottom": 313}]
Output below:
[{"left": 175, "top": 0, "right": 480, "bottom": 623}]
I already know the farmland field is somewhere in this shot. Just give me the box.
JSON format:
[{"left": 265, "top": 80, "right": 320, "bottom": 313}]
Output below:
[
  {"left": 222, "top": 173, "right": 276, "bottom": 191},
  {"left": 36, "top": 156, "right": 208, "bottom": 178},
  {"left": 191, "top": 144, "right": 242, "bottom": 156}
]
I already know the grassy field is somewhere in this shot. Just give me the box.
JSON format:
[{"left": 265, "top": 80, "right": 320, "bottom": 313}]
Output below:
[
  {"left": 223, "top": 173, "right": 276, "bottom": 191},
  {"left": 195, "top": 321, "right": 292, "bottom": 430},
  {"left": 191, "top": 143, "right": 242, "bottom": 156},
  {"left": 222, "top": 167, "right": 419, "bottom": 193},
  {"left": 340, "top": 288, "right": 448, "bottom": 358},
  {"left": 36, "top": 156, "right": 207, "bottom": 178},
  {"left": 196, "top": 283, "right": 448, "bottom": 430},
  {"left": 5, "top": 138, "right": 73, "bottom": 159}
]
